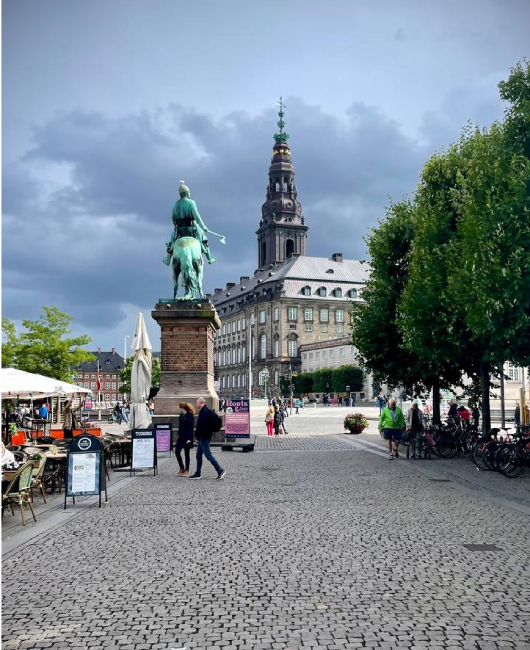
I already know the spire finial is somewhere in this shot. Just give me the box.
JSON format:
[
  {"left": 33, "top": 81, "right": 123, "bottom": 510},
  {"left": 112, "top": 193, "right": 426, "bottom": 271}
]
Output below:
[{"left": 274, "top": 96, "right": 289, "bottom": 143}]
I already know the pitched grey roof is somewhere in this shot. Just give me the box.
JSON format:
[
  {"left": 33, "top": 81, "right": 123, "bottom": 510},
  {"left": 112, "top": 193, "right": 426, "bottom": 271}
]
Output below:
[
  {"left": 212, "top": 255, "right": 369, "bottom": 307},
  {"left": 76, "top": 351, "right": 125, "bottom": 372}
]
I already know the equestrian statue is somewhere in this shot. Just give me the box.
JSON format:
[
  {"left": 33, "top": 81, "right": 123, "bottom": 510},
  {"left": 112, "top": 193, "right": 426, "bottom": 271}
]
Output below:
[{"left": 163, "top": 181, "right": 226, "bottom": 300}]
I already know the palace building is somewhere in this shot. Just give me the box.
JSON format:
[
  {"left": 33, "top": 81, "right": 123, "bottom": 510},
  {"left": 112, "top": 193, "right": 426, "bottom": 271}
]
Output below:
[{"left": 212, "top": 103, "right": 369, "bottom": 399}]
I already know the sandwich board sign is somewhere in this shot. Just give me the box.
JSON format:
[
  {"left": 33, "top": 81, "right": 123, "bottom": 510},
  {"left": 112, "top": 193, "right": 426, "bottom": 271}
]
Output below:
[
  {"left": 64, "top": 434, "right": 107, "bottom": 509},
  {"left": 155, "top": 422, "right": 172, "bottom": 454},
  {"left": 224, "top": 399, "right": 250, "bottom": 439},
  {"left": 131, "top": 428, "right": 158, "bottom": 476}
]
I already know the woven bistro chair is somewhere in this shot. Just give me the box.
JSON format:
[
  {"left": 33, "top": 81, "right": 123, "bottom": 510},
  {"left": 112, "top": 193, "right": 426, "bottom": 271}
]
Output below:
[
  {"left": 2, "top": 463, "right": 37, "bottom": 526},
  {"left": 30, "top": 454, "right": 48, "bottom": 503}
]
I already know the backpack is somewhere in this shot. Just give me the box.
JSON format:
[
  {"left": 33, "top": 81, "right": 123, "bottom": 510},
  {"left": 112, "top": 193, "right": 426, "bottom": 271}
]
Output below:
[{"left": 211, "top": 410, "right": 223, "bottom": 433}]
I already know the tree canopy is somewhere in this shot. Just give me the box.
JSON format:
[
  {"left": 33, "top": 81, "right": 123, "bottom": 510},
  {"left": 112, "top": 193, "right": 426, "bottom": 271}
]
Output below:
[
  {"left": 119, "top": 355, "right": 161, "bottom": 396},
  {"left": 2, "top": 307, "right": 94, "bottom": 383}
]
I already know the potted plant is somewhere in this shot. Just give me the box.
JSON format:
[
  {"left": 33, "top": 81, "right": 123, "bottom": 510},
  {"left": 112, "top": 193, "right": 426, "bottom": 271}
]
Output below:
[{"left": 343, "top": 413, "right": 368, "bottom": 434}]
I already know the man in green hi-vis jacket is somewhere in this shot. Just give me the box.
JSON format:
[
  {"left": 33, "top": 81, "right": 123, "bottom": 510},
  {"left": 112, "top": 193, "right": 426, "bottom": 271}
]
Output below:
[{"left": 378, "top": 398, "right": 406, "bottom": 460}]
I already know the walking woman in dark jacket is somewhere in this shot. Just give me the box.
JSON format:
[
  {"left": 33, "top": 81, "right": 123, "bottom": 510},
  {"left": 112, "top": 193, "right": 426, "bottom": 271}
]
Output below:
[{"left": 176, "top": 402, "right": 194, "bottom": 476}]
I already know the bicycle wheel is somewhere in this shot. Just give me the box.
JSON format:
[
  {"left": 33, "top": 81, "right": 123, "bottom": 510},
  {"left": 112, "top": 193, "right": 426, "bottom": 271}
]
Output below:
[
  {"left": 472, "top": 439, "right": 490, "bottom": 471},
  {"left": 435, "top": 433, "right": 456, "bottom": 458},
  {"left": 498, "top": 446, "right": 526, "bottom": 478},
  {"left": 483, "top": 441, "right": 501, "bottom": 471}
]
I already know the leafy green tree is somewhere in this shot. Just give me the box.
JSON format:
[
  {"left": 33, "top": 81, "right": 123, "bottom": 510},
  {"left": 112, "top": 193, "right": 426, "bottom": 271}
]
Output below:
[
  {"left": 351, "top": 200, "right": 425, "bottom": 395},
  {"left": 119, "top": 355, "right": 161, "bottom": 396},
  {"left": 2, "top": 307, "right": 93, "bottom": 382},
  {"left": 312, "top": 368, "right": 333, "bottom": 393},
  {"left": 331, "top": 365, "right": 364, "bottom": 393},
  {"left": 295, "top": 373, "right": 313, "bottom": 395},
  {"left": 499, "top": 60, "right": 530, "bottom": 157}
]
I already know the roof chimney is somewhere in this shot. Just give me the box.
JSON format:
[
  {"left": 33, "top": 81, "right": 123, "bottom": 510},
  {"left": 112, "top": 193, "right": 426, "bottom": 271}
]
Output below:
[
  {"left": 214, "top": 288, "right": 223, "bottom": 295},
  {"left": 332, "top": 253, "right": 343, "bottom": 262},
  {"left": 97, "top": 347, "right": 101, "bottom": 354},
  {"left": 240, "top": 276, "right": 249, "bottom": 284},
  {"left": 111, "top": 347, "right": 116, "bottom": 354},
  {"left": 226, "top": 282, "right": 236, "bottom": 290}
]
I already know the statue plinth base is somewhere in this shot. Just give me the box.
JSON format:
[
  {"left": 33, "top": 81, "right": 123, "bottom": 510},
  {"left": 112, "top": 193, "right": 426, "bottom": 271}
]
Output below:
[{"left": 151, "top": 300, "right": 221, "bottom": 417}]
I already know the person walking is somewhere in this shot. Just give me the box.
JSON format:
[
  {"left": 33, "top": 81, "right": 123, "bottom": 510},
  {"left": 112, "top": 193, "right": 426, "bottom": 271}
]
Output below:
[
  {"left": 279, "top": 403, "right": 289, "bottom": 433},
  {"left": 189, "top": 397, "right": 226, "bottom": 480},
  {"left": 378, "top": 397, "right": 406, "bottom": 460},
  {"left": 406, "top": 402, "right": 424, "bottom": 455},
  {"left": 265, "top": 404, "right": 274, "bottom": 436},
  {"left": 294, "top": 397, "right": 300, "bottom": 414},
  {"left": 176, "top": 402, "right": 195, "bottom": 476},
  {"left": 273, "top": 405, "right": 282, "bottom": 436}
]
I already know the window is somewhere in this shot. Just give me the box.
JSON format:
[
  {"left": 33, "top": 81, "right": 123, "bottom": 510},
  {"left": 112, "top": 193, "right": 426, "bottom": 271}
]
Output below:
[
  {"left": 318, "top": 287, "right": 327, "bottom": 297},
  {"left": 274, "top": 371, "right": 279, "bottom": 386},
  {"left": 288, "top": 307, "right": 297, "bottom": 321},
  {"left": 329, "top": 349, "right": 334, "bottom": 357},
  {"left": 305, "top": 325, "right": 313, "bottom": 332},
  {"left": 303, "top": 353, "right": 307, "bottom": 360},
  {"left": 251, "top": 335, "right": 255, "bottom": 359},
  {"left": 302, "top": 286, "right": 311, "bottom": 296},
  {"left": 259, "top": 310, "right": 266, "bottom": 324},
  {"left": 105, "top": 381, "right": 110, "bottom": 389},
  {"left": 350, "top": 289, "right": 358, "bottom": 299},
  {"left": 105, "top": 394, "right": 110, "bottom": 401},
  {"left": 336, "top": 310, "right": 344, "bottom": 323},
  {"left": 309, "top": 352, "right": 313, "bottom": 360},
  {"left": 289, "top": 324, "right": 297, "bottom": 330},
  {"left": 105, "top": 374, "right": 110, "bottom": 379},
  {"left": 242, "top": 373, "right": 246, "bottom": 387},
  {"left": 91, "top": 374, "right": 96, "bottom": 379},
  {"left": 273, "top": 307, "right": 279, "bottom": 321},
  {"left": 315, "top": 351, "right": 320, "bottom": 360},
  {"left": 242, "top": 345, "right": 246, "bottom": 362},
  {"left": 320, "top": 308, "right": 329, "bottom": 322},
  {"left": 304, "top": 308, "right": 313, "bottom": 321},
  {"left": 258, "top": 372, "right": 264, "bottom": 386},
  {"left": 286, "top": 239, "right": 295, "bottom": 258},
  {"left": 242, "top": 317, "right": 246, "bottom": 330},
  {"left": 228, "top": 376, "right": 231, "bottom": 388},
  {"left": 238, "top": 347, "right": 242, "bottom": 363},
  {"left": 334, "top": 288, "right": 343, "bottom": 298},
  {"left": 337, "top": 326, "right": 344, "bottom": 334},
  {"left": 222, "top": 324, "right": 226, "bottom": 335},
  {"left": 237, "top": 374, "right": 241, "bottom": 387},
  {"left": 288, "top": 339, "right": 298, "bottom": 357},
  {"left": 91, "top": 382, "right": 96, "bottom": 389},
  {"left": 274, "top": 338, "right": 279, "bottom": 358},
  {"left": 507, "top": 363, "right": 520, "bottom": 381},
  {"left": 237, "top": 319, "right": 241, "bottom": 331},
  {"left": 222, "top": 376, "right": 226, "bottom": 389},
  {"left": 260, "top": 334, "right": 267, "bottom": 360},
  {"left": 111, "top": 382, "right": 116, "bottom": 389},
  {"left": 105, "top": 360, "right": 110, "bottom": 365},
  {"left": 340, "top": 347, "right": 345, "bottom": 356},
  {"left": 321, "top": 326, "right": 328, "bottom": 333}
]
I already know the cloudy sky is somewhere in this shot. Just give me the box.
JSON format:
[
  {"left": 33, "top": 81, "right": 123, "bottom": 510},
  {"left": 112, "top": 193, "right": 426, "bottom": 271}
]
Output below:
[{"left": 2, "top": 0, "right": 528, "bottom": 353}]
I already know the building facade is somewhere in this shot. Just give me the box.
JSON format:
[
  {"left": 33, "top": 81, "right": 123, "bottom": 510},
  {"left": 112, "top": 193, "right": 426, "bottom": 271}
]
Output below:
[
  {"left": 73, "top": 348, "right": 126, "bottom": 403},
  {"left": 213, "top": 106, "right": 369, "bottom": 399},
  {"left": 299, "top": 336, "right": 373, "bottom": 398}
]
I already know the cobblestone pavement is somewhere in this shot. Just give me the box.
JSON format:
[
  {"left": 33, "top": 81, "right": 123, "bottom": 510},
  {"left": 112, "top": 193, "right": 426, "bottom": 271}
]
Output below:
[{"left": 2, "top": 441, "right": 530, "bottom": 649}]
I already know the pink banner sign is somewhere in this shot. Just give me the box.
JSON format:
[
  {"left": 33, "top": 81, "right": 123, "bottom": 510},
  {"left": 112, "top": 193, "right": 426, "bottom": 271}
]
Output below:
[{"left": 224, "top": 399, "right": 250, "bottom": 438}]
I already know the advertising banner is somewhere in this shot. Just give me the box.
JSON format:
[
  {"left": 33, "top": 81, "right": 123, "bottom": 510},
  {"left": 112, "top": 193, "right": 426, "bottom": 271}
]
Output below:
[
  {"left": 84, "top": 396, "right": 92, "bottom": 410},
  {"left": 224, "top": 399, "right": 250, "bottom": 439},
  {"left": 155, "top": 423, "right": 172, "bottom": 453},
  {"left": 131, "top": 429, "right": 157, "bottom": 475}
]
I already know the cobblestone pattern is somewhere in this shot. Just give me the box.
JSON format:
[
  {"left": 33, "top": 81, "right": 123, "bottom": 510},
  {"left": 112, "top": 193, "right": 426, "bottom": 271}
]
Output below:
[
  {"left": 256, "top": 434, "right": 359, "bottom": 451},
  {"left": 2, "top": 447, "right": 530, "bottom": 649}
]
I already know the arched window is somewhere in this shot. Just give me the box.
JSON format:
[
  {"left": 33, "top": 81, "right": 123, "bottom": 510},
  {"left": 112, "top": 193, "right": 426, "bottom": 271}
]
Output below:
[
  {"left": 260, "top": 334, "right": 267, "bottom": 360},
  {"left": 222, "top": 376, "right": 226, "bottom": 389},
  {"left": 350, "top": 288, "right": 358, "bottom": 299},
  {"left": 251, "top": 335, "right": 255, "bottom": 359},
  {"left": 261, "top": 241, "right": 266, "bottom": 266},
  {"left": 274, "top": 371, "right": 279, "bottom": 385},
  {"left": 334, "top": 288, "right": 342, "bottom": 298},
  {"left": 318, "top": 287, "right": 327, "bottom": 297},
  {"left": 242, "top": 345, "right": 246, "bottom": 363},
  {"left": 288, "top": 339, "right": 298, "bottom": 357},
  {"left": 302, "top": 286, "right": 311, "bottom": 296},
  {"left": 286, "top": 239, "right": 295, "bottom": 258},
  {"left": 282, "top": 178, "right": 288, "bottom": 191},
  {"left": 275, "top": 178, "right": 280, "bottom": 192},
  {"left": 237, "top": 345, "right": 242, "bottom": 364},
  {"left": 274, "top": 337, "right": 280, "bottom": 358}
]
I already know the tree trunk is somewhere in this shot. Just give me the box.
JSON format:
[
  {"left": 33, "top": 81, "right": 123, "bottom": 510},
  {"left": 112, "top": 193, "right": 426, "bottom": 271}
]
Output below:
[
  {"left": 432, "top": 377, "right": 441, "bottom": 425},
  {"left": 481, "top": 358, "right": 491, "bottom": 434}
]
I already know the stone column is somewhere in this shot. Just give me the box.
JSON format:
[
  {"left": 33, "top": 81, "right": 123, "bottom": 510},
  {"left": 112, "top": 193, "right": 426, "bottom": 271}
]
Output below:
[{"left": 151, "top": 301, "right": 221, "bottom": 422}]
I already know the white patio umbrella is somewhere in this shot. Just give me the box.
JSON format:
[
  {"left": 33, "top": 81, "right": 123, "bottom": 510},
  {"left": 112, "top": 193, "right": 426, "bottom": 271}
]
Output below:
[
  {"left": 129, "top": 313, "right": 152, "bottom": 429},
  {"left": 1, "top": 367, "right": 93, "bottom": 399}
]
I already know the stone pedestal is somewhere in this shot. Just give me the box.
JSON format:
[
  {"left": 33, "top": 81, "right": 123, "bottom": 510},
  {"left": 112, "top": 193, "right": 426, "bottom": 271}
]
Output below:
[{"left": 151, "top": 300, "right": 221, "bottom": 424}]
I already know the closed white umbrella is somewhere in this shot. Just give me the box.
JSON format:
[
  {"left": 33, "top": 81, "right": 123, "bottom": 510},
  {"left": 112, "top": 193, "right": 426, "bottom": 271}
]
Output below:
[{"left": 129, "top": 313, "right": 152, "bottom": 429}]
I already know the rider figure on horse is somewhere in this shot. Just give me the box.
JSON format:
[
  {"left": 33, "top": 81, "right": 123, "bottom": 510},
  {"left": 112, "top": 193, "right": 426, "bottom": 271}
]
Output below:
[{"left": 163, "top": 181, "right": 215, "bottom": 266}]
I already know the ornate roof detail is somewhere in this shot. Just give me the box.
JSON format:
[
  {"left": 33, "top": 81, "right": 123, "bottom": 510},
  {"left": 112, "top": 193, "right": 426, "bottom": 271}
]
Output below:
[{"left": 274, "top": 97, "right": 289, "bottom": 143}]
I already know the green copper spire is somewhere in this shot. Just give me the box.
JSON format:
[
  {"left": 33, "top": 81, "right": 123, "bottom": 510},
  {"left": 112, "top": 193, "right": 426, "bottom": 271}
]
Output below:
[{"left": 274, "top": 96, "right": 290, "bottom": 143}]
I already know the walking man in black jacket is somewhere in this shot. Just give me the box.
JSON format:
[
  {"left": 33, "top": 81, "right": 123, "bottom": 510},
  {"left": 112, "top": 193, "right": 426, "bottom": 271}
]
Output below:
[{"left": 189, "top": 397, "right": 226, "bottom": 480}]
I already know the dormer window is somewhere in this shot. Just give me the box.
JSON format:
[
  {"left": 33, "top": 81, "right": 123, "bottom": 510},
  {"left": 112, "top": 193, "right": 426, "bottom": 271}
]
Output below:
[
  {"left": 318, "top": 287, "right": 327, "bottom": 297},
  {"left": 334, "top": 288, "right": 343, "bottom": 298},
  {"left": 301, "top": 286, "right": 311, "bottom": 296},
  {"left": 350, "top": 289, "right": 358, "bottom": 299},
  {"left": 326, "top": 269, "right": 334, "bottom": 274},
  {"left": 105, "top": 359, "right": 111, "bottom": 365}
]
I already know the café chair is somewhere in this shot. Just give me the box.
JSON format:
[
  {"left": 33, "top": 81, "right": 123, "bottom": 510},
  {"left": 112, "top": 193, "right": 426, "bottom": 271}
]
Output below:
[
  {"left": 30, "top": 454, "right": 48, "bottom": 503},
  {"left": 2, "top": 463, "right": 37, "bottom": 526}
]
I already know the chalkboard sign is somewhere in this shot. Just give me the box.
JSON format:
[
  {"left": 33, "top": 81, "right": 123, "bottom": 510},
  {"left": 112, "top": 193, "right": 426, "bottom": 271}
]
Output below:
[
  {"left": 65, "top": 434, "right": 107, "bottom": 509},
  {"left": 131, "top": 429, "right": 158, "bottom": 476},
  {"left": 155, "top": 423, "right": 172, "bottom": 454}
]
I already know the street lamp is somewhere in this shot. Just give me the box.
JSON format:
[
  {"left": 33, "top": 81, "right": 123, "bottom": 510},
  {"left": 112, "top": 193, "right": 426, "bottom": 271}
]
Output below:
[
  {"left": 262, "top": 367, "right": 270, "bottom": 400},
  {"left": 247, "top": 313, "right": 255, "bottom": 403}
]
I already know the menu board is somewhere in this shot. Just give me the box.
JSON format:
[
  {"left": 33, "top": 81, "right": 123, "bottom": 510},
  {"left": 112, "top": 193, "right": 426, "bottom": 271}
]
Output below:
[
  {"left": 225, "top": 399, "right": 250, "bottom": 439},
  {"left": 131, "top": 429, "right": 157, "bottom": 470},
  {"left": 67, "top": 452, "right": 100, "bottom": 496},
  {"left": 155, "top": 423, "right": 172, "bottom": 453}
]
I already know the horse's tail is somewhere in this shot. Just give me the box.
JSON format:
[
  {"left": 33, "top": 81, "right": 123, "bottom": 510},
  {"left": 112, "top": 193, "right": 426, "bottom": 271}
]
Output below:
[{"left": 180, "top": 242, "right": 201, "bottom": 295}]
